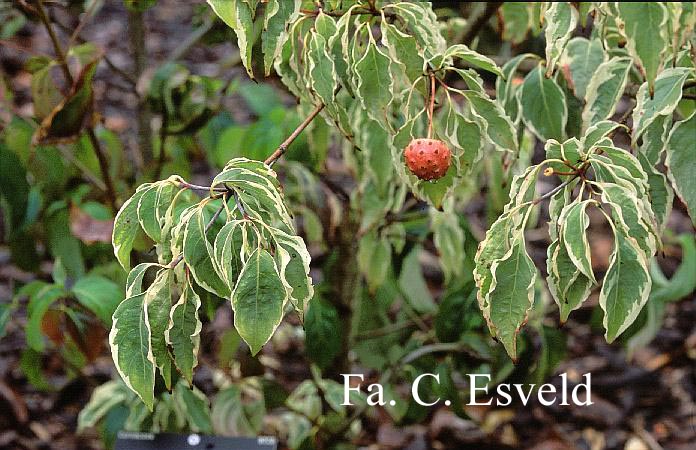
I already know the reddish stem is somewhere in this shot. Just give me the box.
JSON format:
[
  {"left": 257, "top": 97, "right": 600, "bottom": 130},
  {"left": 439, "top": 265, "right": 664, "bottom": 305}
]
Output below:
[{"left": 427, "top": 73, "right": 436, "bottom": 139}]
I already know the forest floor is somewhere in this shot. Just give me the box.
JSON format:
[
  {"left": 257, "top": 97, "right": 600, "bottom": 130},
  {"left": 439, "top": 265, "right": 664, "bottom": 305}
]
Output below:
[{"left": 1, "top": 2, "right": 695, "bottom": 449}]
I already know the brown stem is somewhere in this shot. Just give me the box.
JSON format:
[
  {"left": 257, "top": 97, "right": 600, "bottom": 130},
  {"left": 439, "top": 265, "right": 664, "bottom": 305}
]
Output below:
[
  {"left": 155, "top": 113, "right": 168, "bottom": 179},
  {"left": 128, "top": 8, "right": 154, "bottom": 168},
  {"left": 427, "top": 72, "right": 436, "bottom": 139},
  {"left": 35, "top": 0, "right": 73, "bottom": 84},
  {"left": 86, "top": 129, "right": 118, "bottom": 212},
  {"left": 35, "top": 0, "right": 118, "bottom": 212},
  {"left": 460, "top": 2, "right": 503, "bottom": 46},
  {"left": 532, "top": 175, "right": 578, "bottom": 205},
  {"left": 264, "top": 101, "right": 325, "bottom": 166}
]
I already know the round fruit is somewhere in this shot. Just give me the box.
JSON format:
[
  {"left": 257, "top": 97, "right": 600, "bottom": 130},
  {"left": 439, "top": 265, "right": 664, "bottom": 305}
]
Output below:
[{"left": 404, "top": 138, "right": 451, "bottom": 181}]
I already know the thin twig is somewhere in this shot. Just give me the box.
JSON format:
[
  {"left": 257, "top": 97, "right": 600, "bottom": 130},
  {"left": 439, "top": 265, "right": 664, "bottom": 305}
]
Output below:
[
  {"left": 166, "top": 13, "right": 215, "bottom": 63},
  {"left": 128, "top": 7, "right": 154, "bottom": 167},
  {"left": 35, "top": 0, "right": 118, "bottom": 212},
  {"left": 264, "top": 102, "right": 326, "bottom": 166},
  {"left": 52, "top": 18, "right": 138, "bottom": 88},
  {"left": 155, "top": 113, "right": 168, "bottom": 179},
  {"left": 35, "top": 0, "right": 73, "bottom": 84},
  {"left": 532, "top": 175, "right": 578, "bottom": 205},
  {"left": 67, "top": 0, "right": 99, "bottom": 49},
  {"left": 402, "top": 342, "right": 471, "bottom": 364},
  {"left": 460, "top": 2, "right": 503, "bottom": 46},
  {"left": 427, "top": 72, "right": 436, "bottom": 139}
]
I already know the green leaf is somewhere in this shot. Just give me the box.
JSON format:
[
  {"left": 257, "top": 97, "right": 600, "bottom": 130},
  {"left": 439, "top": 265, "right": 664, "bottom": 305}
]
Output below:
[
  {"left": 269, "top": 227, "right": 314, "bottom": 317},
  {"left": 144, "top": 269, "right": 174, "bottom": 389},
  {"left": 398, "top": 247, "right": 436, "bottom": 314},
  {"left": 306, "top": 31, "right": 337, "bottom": 106},
  {"left": 543, "top": 2, "right": 579, "bottom": 77},
  {"left": 109, "top": 293, "right": 155, "bottom": 411},
  {"left": 77, "top": 381, "right": 130, "bottom": 432},
  {"left": 632, "top": 68, "right": 691, "bottom": 143},
  {"left": 431, "top": 210, "right": 465, "bottom": 283},
  {"left": 304, "top": 297, "right": 341, "bottom": 370},
  {"left": 231, "top": 247, "right": 286, "bottom": 355},
  {"left": 26, "top": 284, "right": 64, "bottom": 351},
  {"left": 212, "top": 385, "right": 265, "bottom": 435},
  {"left": 496, "top": 54, "right": 539, "bottom": 124},
  {"left": 208, "top": 0, "right": 256, "bottom": 78},
  {"left": 113, "top": 186, "right": 149, "bottom": 271},
  {"left": 638, "top": 153, "right": 673, "bottom": 230},
  {"left": 581, "top": 57, "right": 631, "bottom": 131},
  {"left": 353, "top": 37, "right": 394, "bottom": 128},
  {"left": 616, "top": 2, "right": 668, "bottom": 96},
  {"left": 562, "top": 37, "right": 605, "bottom": 100},
  {"left": 560, "top": 200, "right": 597, "bottom": 284},
  {"left": 474, "top": 212, "right": 517, "bottom": 307},
  {"left": 381, "top": 21, "right": 425, "bottom": 84},
  {"left": 520, "top": 66, "right": 567, "bottom": 141},
  {"left": 441, "top": 44, "right": 503, "bottom": 77},
  {"left": 600, "top": 223, "right": 651, "bottom": 343},
  {"left": 183, "top": 204, "right": 230, "bottom": 298},
  {"left": 126, "top": 263, "right": 164, "bottom": 297},
  {"left": 173, "top": 383, "right": 212, "bottom": 434},
  {"left": 213, "top": 220, "right": 248, "bottom": 289},
  {"left": 486, "top": 235, "right": 537, "bottom": 360},
  {"left": 357, "top": 231, "right": 391, "bottom": 292},
  {"left": 500, "top": 2, "right": 531, "bottom": 44},
  {"left": 547, "top": 239, "right": 593, "bottom": 323},
  {"left": 166, "top": 280, "right": 202, "bottom": 384},
  {"left": 137, "top": 181, "right": 177, "bottom": 243},
  {"left": 461, "top": 90, "right": 517, "bottom": 153},
  {"left": 665, "top": 112, "right": 696, "bottom": 225},
  {"left": 72, "top": 275, "right": 123, "bottom": 325},
  {"left": 262, "top": 0, "right": 299, "bottom": 76}
]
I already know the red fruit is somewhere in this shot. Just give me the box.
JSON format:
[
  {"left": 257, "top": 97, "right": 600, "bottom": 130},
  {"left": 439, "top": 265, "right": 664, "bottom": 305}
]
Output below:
[{"left": 404, "top": 138, "right": 451, "bottom": 181}]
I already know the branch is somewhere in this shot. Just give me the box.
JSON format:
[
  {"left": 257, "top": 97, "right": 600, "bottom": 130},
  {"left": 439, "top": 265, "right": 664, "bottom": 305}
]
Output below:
[
  {"left": 35, "top": 0, "right": 73, "bottom": 84},
  {"left": 532, "top": 175, "right": 578, "bottom": 205},
  {"left": 460, "top": 2, "right": 503, "bottom": 46},
  {"left": 128, "top": 8, "right": 154, "bottom": 168},
  {"left": 264, "top": 102, "right": 325, "bottom": 166},
  {"left": 166, "top": 13, "right": 215, "bottom": 64},
  {"left": 35, "top": 0, "right": 118, "bottom": 212}
]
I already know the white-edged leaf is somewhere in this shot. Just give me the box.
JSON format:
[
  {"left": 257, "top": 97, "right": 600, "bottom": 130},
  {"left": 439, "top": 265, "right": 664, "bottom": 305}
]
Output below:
[
  {"left": 582, "top": 57, "right": 631, "bottom": 131},
  {"left": 544, "top": 2, "right": 579, "bottom": 76},
  {"left": 231, "top": 247, "right": 286, "bottom": 355},
  {"left": 109, "top": 293, "right": 155, "bottom": 411},
  {"left": 665, "top": 112, "right": 696, "bottom": 225},
  {"left": 520, "top": 66, "right": 567, "bottom": 141}
]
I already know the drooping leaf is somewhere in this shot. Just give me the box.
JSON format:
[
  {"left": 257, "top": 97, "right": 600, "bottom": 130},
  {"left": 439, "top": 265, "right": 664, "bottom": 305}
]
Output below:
[
  {"left": 353, "top": 37, "right": 394, "bottom": 128},
  {"left": 262, "top": 0, "right": 299, "bottom": 76},
  {"left": 461, "top": 90, "right": 517, "bottom": 153},
  {"left": 268, "top": 226, "right": 313, "bottom": 316},
  {"left": 520, "top": 66, "right": 567, "bottom": 141},
  {"left": 500, "top": 2, "right": 531, "bottom": 44},
  {"left": 562, "top": 37, "right": 605, "bottom": 100},
  {"left": 398, "top": 247, "right": 436, "bottom": 314},
  {"left": 72, "top": 275, "right": 123, "bottom": 326},
  {"left": 632, "top": 68, "right": 691, "bottom": 143},
  {"left": 486, "top": 235, "right": 537, "bottom": 360},
  {"left": 543, "top": 2, "right": 579, "bottom": 77},
  {"left": 665, "top": 112, "right": 696, "bottom": 225},
  {"left": 560, "top": 200, "right": 597, "bottom": 284},
  {"left": 581, "top": 57, "right": 631, "bottom": 131},
  {"left": 113, "top": 186, "right": 150, "bottom": 271},
  {"left": 616, "top": 2, "right": 668, "bottom": 96},
  {"left": 230, "top": 247, "right": 286, "bottom": 355},
  {"left": 183, "top": 204, "right": 230, "bottom": 298},
  {"left": 109, "top": 293, "right": 155, "bottom": 411},
  {"left": 166, "top": 280, "right": 202, "bottom": 384},
  {"left": 144, "top": 269, "right": 173, "bottom": 389},
  {"left": 599, "top": 224, "right": 651, "bottom": 343},
  {"left": 441, "top": 44, "right": 503, "bottom": 77}
]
